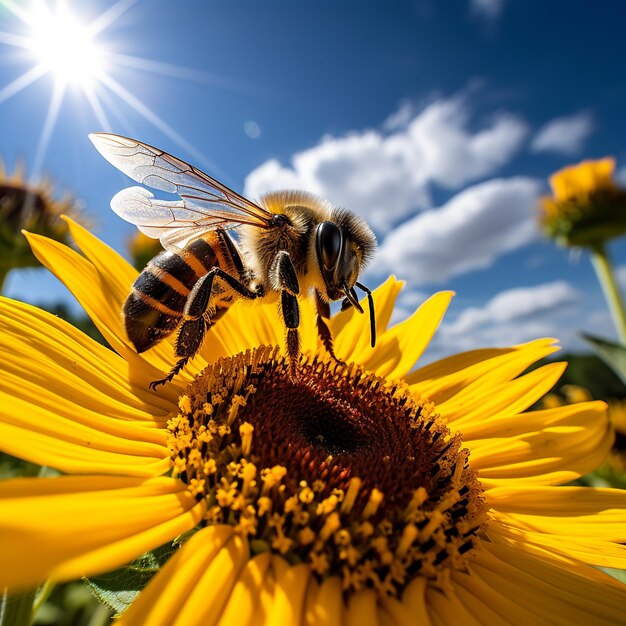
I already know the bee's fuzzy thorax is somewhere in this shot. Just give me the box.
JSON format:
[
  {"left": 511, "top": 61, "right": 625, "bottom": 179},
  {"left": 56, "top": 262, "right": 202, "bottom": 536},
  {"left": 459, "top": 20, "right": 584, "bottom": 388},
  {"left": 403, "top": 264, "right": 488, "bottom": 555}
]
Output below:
[
  {"left": 241, "top": 191, "right": 335, "bottom": 295},
  {"left": 257, "top": 190, "right": 335, "bottom": 220}
]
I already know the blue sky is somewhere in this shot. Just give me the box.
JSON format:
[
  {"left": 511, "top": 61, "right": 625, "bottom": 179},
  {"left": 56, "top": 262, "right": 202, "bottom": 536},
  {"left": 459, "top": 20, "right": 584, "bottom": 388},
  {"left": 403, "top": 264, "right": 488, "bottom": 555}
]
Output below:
[{"left": 2, "top": 0, "right": 626, "bottom": 361}]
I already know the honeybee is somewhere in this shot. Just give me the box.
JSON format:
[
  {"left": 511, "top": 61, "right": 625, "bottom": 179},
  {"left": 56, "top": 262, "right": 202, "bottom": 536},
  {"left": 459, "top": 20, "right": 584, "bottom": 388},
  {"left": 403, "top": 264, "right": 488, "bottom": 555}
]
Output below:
[{"left": 89, "top": 133, "right": 377, "bottom": 389}]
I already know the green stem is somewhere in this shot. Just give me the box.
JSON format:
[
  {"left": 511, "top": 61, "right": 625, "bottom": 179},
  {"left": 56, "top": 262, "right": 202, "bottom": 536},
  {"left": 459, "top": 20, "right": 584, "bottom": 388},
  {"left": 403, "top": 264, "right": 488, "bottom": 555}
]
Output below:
[
  {"left": 1, "top": 588, "right": 36, "bottom": 626},
  {"left": 590, "top": 242, "right": 626, "bottom": 345}
]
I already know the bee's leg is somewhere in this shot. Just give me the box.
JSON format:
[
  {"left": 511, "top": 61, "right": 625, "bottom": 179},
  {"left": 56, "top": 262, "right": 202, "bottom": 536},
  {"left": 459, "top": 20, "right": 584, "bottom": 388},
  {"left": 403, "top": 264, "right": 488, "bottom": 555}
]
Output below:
[
  {"left": 314, "top": 291, "right": 345, "bottom": 365},
  {"left": 149, "top": 355, "right": 192, "bottom": 390},
  {"left": 150, "top": 269, "right": 261, "bottom": 389},
  {"left": 271, "top": 251, "right": 301, "bottom": 371}
]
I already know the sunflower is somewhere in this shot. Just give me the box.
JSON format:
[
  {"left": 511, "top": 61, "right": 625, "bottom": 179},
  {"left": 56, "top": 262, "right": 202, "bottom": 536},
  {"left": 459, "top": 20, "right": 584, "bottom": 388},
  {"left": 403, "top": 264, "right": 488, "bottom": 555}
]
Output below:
[
  {"left": 1, "top": 219, "right": 626, "bottom": 625},
  {"left": 0, "top": 160, "right": 81, "bottom": 288},
  {"left": 539, "top": 157, "right": 626, "bottom": 248}
]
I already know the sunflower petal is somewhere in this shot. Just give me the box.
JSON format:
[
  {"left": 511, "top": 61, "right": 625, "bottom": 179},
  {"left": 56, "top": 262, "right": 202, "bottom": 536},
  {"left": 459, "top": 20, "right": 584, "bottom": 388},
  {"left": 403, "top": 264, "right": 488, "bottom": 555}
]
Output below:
[
  {"left": 0, "top": 476, "right": 204, "bottom": 590},
  {"left": 24, "top": 230, "right": 191, "bottom": 389},
  {"left": 468, "top": 401, "right": 612, "bottom": 486},
  {"left": 360, "top": 291, "right": 454, "bottom": 379},
  {"left": 380, "top": 594, "right": 425, "bottom": 626},
  {"left": 486, "top": 487, "right": 626, "bottom": 569},
  {"left": 305, "top": 576, "right": 345, "bottom": 626},
  {"left": 407, "top": 339, "right": 559, "bottom": 405},
  {"left": 425, "top": 583, "right": 482, "bottom": 626},
  {"left": 0, "top": 420, "right": 169, "bottom": 477},
  {"left": 472, "top": 542, "right": 626, "bottom": 625},
  {"left": 250, "top": 555, "right": 283, "bottom": 626},
  {"left": 267, "top": 560, "right": 312, "bottom": 626},
  {"left": 450, "top": 566, "right": 554, "bottom": 625},
  {"left": 217, "top": 553, "right": 272, "bottom": 626},
  {"left": 439, "top": 362, "right": 567, "bottom": 426},
  {"left": 346, "top": 589, "right": 379, "bottom": 626},
  {"left": 116, "top": 525, "right": 236, "bottom": 626},
  {"left": 0, "top": 297, "right": 173, "bottom": 416},
  {"left": 400, "top": 577, "right": 431, "bottom": 626},
  {"left": 331, "top": 277, "right": 404, "bottom": 361},
  {"left": 446, "top": 572, "right": 512, "bottom": 626}
]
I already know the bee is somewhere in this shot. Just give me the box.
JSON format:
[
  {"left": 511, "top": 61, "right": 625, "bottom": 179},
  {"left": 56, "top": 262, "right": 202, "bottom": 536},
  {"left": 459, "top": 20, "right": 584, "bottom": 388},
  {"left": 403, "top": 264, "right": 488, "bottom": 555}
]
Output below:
[{"left": 89, "top": 133, "right": 377, "bottom": 389}]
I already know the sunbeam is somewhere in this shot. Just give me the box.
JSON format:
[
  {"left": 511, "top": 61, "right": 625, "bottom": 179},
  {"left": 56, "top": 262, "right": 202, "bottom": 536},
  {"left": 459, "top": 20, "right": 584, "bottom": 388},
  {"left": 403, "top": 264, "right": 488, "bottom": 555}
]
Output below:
[
  {"left": 82, "top": 82, "right": 112, "bottom": 133},
  {"left": 97, "top": 71, "right": 229, "bottom": 182},
  {"left": 0, "top": 63, "right": 46, "bottom": 104},
  {"left": 88, "top": 0, "right": 137, "bottom": 37},
  {"left": 32, "top": 79, "right": 65, "bottom": 180},
  {"left": 0, "top": 0, "right": 228, "bottom": 182}
]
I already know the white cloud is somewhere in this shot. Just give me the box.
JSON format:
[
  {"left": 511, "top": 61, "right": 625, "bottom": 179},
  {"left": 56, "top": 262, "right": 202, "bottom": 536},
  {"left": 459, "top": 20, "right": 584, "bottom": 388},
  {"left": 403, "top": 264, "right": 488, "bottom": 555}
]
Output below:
[
  {"left": 443, "top": 281, "right": 580, "bottom": 335},
  {"left": 530, "top": 112, "right": 594, "bottom": 156},
  {"left": 244, "top": 97, "right": 528, "bottom": 233},
  {"left": 417, "top": 280, "right": 581, "bottom": 359},
  {"left": 470, "top": 0, "right": 505, "bottom": 19},
  {"left": 376, "top": 177, "right": 542, "bottom": 286}
]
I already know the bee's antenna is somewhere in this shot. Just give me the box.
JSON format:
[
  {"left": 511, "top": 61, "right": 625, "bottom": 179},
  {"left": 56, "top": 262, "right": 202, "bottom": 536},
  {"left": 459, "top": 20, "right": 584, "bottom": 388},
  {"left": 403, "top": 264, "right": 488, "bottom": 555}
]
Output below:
[{"left": 355, "top": 282, "right": 376, "bottom": 348}]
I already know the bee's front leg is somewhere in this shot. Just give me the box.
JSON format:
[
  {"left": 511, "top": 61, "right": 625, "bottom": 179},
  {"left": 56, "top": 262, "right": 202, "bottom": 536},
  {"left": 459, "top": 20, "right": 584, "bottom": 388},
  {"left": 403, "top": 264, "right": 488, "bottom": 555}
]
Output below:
[{"left": 271, "top": 251, "right": 301, "bottom": 373}]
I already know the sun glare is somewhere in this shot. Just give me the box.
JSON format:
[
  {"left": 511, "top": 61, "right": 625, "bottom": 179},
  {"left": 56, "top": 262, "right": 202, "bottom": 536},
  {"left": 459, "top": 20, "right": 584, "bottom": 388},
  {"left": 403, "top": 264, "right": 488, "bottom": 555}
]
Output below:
[
  {"left": 0, "top": 0, "right": 222, "bottom": 181},
  {"left": 25, "top": 3, "right": 104, "bottom": 86}
]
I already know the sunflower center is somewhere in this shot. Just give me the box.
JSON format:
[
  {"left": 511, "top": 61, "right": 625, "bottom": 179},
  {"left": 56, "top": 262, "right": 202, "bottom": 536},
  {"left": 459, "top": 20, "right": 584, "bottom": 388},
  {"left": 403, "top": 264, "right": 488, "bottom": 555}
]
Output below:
[{"left": 167, "top": 346, "right": 487, "bottom": 596}]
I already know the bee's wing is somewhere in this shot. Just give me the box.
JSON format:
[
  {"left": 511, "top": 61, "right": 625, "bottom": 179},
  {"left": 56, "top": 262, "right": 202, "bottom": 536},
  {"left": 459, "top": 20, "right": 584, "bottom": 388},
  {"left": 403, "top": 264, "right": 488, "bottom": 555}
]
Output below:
[
  {"left": 89, "top": 133, "right": 274, "bottom": 233},
  {"left": 111, "top": 186, "right": 247, "bottom": 251}
]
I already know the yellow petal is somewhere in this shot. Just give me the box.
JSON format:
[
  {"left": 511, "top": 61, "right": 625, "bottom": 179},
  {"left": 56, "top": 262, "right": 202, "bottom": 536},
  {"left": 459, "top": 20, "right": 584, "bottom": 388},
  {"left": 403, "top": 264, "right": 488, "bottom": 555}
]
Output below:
[
  {"left": 173, "top": 534, "right": 249, "bottom": 626},
  {"left": 469, "top": 401, "right": 612, "bottom": 487},
  {"left": 425, "top": 584, "right": 481, "bottom": 626},
  {"left": 474, "top": 542, "right": 626, "bottom": 624},
  {"left": 450, "top": 566, "right": 549, "bottom": 625},
  {"left": 439, "top": 362, "right": 567, "bottom": 426},
  {"left": 267, "top": 559, "right": 311, "bottom": 626},
  {"left": 305, "top": 576, "right": 345, "bottom": 626},
  {"left": 217, "top": 553, "right": 272, "bottom": 626},
  {"left": 487, "top": 485, "right": 626, "bottom": 521},
  {"left": 0, "top": 476, "right": 203, "bottom": 590},
  {"left": 346, "top": 588, "right": 379, "bottom": 626},
  {"left": 400, "top": 577, "right": 431, "bottom": 626},
  {"left": 117, "top": 525, "right": 236, "bottom": 626},
  {"left": 360, "top": 291, "right": 454, "bottom": 379},
  {"left": 24, "top": 230, "right": 190, "bottom": 392},
  {"left": 208, "top": 297, "right": 283, "bottom": 359},
  {"left": 380, "top": 594, "right": 422, "bottom": 626},
  {"left": 0, "top": 297, "right": 173, "bottom": 416},
  {"left": 407, "top": 339, "right": 559, "bottom": 406},
  {"left": 488, "top": 500, "right": 626, "bottom": 570},
  {"left": 331, "top": 277, "right": 405, "bottom": 356},
  {"left": 446, "top": 572, "right": 512, "bottom": 626},
  {"left": 249, "top": 555, "right": 283, "bottom": 626},
  {"left": 0, "top": 419, "right": 169, "bottom": 477}
]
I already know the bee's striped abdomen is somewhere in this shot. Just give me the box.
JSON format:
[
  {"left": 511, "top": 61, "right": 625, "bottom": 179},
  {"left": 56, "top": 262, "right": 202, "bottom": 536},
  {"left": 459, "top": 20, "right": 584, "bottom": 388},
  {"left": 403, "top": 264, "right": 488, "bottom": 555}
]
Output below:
[{"left": 124, "top": 241, "right": 220, "bottom": 353}]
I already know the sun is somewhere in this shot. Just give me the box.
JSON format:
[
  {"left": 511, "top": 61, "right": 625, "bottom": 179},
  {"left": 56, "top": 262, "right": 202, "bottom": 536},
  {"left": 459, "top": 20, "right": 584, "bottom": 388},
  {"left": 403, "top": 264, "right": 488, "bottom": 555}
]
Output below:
[
  {"left": 0, "top": 0, "right": 222, "bottom": 183},
  {"left": 24, "top": 1, "right": 105, "bottom": 87}
]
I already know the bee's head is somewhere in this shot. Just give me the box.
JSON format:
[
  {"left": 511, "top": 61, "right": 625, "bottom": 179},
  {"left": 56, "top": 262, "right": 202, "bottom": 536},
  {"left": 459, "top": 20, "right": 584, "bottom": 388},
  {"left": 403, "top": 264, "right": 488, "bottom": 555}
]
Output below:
[{"left": 315, "top": 210, "right": 377, "bottom": 346}]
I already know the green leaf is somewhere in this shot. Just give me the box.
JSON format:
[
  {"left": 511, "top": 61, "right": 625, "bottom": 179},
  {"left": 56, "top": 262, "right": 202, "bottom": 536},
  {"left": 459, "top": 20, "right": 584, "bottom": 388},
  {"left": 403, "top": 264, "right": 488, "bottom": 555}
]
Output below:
[
  {"left": 85, "top": 542, "right": 179, "bottom": 617},
  {"left": 581, "top": 332, "right": 626, "bottom": 385}
]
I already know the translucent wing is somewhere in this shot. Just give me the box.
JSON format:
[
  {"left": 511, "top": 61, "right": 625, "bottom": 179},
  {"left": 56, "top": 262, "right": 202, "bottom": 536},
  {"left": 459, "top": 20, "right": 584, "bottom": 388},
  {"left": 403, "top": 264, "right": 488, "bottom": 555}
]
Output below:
[
  {"left": 89, "top": 133, "right": 274, "bottom": 240},
  {"left": 111, "top": 186, "right": 243, "bottom": 251}
]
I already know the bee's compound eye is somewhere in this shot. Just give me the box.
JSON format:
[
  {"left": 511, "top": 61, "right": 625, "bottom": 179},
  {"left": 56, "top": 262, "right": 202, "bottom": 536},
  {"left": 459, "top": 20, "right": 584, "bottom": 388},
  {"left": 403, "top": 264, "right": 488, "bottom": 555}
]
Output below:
[{"left": 317, "top": 221, "right": 342, "bottom": 270}]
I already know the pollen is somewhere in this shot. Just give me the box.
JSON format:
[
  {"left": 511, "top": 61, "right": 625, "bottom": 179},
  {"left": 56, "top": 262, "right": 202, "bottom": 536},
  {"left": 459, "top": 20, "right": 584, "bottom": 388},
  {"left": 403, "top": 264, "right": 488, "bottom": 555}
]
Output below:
[{"left": 166, "top": 346, "right": 487, "bottom": 597}]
